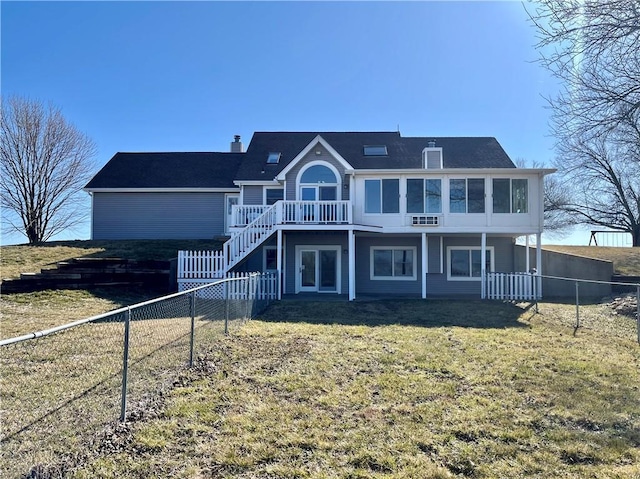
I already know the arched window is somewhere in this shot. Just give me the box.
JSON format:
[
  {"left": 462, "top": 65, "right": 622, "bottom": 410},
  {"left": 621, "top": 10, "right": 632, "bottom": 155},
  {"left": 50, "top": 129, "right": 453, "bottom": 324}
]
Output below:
[
  {"left": 298, "top": 163, "right": 340, "bottom": 201},
  {"left": 300, "top": 165, "right": 337, "bottom": 184}
]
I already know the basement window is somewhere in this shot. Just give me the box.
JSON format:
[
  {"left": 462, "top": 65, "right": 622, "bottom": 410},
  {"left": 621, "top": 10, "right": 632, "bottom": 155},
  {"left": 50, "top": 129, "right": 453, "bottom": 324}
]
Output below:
[
  {"left": 266, "top": 152, "right": 281, "bottom": 164},
  {"left": 363, "top": 145, "right": 388, "bottom": 156}
]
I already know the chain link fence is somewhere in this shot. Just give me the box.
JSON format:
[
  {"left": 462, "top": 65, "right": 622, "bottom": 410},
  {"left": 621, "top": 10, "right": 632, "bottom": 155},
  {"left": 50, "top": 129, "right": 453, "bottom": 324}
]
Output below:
[
  {"left": 0, "top": 273, "right": 276, "bottom": 478},
  {"left": 532, "top": 274, "right": 640, "bottom": 344}
]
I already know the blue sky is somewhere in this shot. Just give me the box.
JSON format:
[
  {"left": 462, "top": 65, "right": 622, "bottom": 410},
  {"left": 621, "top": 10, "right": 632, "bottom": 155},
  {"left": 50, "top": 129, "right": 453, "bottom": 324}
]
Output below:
[{"left": 2, "top": 1, "right": 580, "bottom": 245}]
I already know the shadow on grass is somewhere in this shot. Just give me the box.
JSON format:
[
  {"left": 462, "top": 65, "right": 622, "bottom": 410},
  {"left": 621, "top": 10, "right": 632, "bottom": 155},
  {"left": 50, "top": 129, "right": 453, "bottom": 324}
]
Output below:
[{"left": 258, "top": 299, "right": 531, "bottom": 329}]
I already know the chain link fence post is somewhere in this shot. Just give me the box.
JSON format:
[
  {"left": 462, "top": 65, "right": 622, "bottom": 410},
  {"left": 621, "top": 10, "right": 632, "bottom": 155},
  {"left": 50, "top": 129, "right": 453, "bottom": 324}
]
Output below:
[
  {"left": 224, "top": 281, "right": 229, "bottom": 335},
  {"left": 189, "top": 290, "right": 196, "bottom": 367},
  {"left": 575, "top": 281, "right": 580, "bottom": 331},
  {"left": 120, "top": 307, "right": 131, "bottom": 422}
]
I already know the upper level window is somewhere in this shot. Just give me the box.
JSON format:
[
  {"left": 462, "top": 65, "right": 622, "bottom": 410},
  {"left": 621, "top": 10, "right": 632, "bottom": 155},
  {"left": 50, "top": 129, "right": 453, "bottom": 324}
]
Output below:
[
  {"left": 265, "top": 188, "right": 284, "bottom": 205},
  {"left": 363, "top": 145, "right": 388, "bottom": 156},
  {"left": 493, "top": 179, "right": 528, "bottom": 214},
  {"left": 450, "top": 178, "right": 485, "bottom": 213},
  {"left": 365, "top": 179, "right": 399, "bottom": 213},
  {"left": 300, "top": 165, "right": 337, "bottom": 184},
  {"left": 407, "top": 178, "right": 442, "bottom": 214},
  {"left": 267, "top": 152, "right": 281, "bottom": 164}
]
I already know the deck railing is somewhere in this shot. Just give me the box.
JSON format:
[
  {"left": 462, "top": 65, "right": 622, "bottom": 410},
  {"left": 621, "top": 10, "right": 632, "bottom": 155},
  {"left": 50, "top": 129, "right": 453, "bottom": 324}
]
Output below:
[{"left": 281, "top": 200, "right": 351, "bottom": 224}]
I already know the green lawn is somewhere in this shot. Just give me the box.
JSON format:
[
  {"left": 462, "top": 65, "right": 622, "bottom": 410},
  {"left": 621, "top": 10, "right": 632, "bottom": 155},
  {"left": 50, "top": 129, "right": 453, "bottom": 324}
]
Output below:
[{"left": 52, "top": 300, "right": 640, "bottom": 479}]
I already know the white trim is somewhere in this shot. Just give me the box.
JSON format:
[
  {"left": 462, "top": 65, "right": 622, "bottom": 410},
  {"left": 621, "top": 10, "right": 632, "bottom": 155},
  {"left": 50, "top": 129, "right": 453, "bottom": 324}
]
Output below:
[
  {"left": 353, "top": 168, "right": 556, "bottom": 175},
  {"left": 224, "top": 193, "right": 240, "bottom": 235},
  {"left": 83, "top": 187, "right": 239, "bottom": 193},
  {"left": 276, "top": 135, "right": 354, "bottom": 181},
  {"left": 446, "top": 246, "right": 495, "bottom": 281},
  {"left": 348, "top": 231, "right": 356, "bottom": 301},
  {"left": 233, "top": 180, "right": 281, "bottom": 186},
  {"left": 281, "top": 231, "right": 286, "bottom": 297},
  {"left": 370, "top": 246, "right": 418, "bottom": 281},
  {"left": 89, "top": 192, "right": 94, "bottom": 240},
  {"left": 294, "top": 245, "right": 342, "bottom": 293},
  {"left": 421, "top": 233, "right": 427, "bottom": 298}
]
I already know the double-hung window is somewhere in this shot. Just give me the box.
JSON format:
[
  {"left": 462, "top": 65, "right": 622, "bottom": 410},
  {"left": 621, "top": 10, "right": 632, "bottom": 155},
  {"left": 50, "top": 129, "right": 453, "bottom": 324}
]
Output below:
[
  {"left": 371, "top": 247, "right": 416, "bottom": 280},
  {"left": 406, "top": 179, "right": 442, "bottom": 214},
  {"left": 492, "top": 179, "right": 528, "bottom": 213},
  {"left": 449, "top": 179, "right": 485, "bottom": 213},
  {"left": 365, "top": 179, "right": 399, "bottom": 213},
  {"left": 447, "top": 247, "right": 494, "bottom": 281}
]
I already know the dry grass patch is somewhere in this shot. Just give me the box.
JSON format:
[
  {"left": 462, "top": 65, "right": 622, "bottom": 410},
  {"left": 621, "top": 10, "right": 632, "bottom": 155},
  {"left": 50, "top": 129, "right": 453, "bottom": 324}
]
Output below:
[
  {"left": 67, "top": 300, "right": 640, "bottom": 479},
  {"left": 1, "top": 239, "right": 224, "bottom": 280}
]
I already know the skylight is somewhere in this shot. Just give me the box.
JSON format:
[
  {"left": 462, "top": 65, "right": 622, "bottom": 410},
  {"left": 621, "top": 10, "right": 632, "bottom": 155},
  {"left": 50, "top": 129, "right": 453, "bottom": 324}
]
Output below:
[
  {"left": 363, "top": 145, "right": 388, "bottom": 156},
  {"left": 266, "top": 152, "right": 281, "bottom": 164}
]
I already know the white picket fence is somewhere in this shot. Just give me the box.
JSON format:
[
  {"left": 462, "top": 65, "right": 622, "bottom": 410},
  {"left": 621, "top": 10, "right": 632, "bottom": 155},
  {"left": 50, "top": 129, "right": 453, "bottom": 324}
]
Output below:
[
  {"left": 485, "top": 272, "right": 541, "bottom": 300},
  {"left": 177, "top": 250, "right": 226, "bottom": 279}
]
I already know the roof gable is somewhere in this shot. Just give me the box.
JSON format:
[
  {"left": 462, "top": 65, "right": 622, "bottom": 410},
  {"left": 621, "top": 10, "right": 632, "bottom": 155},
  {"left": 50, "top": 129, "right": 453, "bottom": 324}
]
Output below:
[{"left": 275, "top": 135, "right": 354, "bottom": 181}]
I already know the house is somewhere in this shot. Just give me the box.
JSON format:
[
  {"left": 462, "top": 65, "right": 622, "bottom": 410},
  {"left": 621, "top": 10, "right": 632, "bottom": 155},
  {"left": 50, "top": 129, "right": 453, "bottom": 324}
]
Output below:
[{"left": 84, "top": 131, "right": 555, "bottom": 300}]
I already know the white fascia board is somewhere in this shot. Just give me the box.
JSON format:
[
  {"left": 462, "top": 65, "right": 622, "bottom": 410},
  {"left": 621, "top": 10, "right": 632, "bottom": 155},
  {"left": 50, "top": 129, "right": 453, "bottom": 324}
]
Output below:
[
  {"left": 276, "top": 135, "right": 354, "bottom": 181},
  {"left": 352, "top": 168, "right": 556, "bottom": 176},
  {"left": 83, "top": 187, "right": 240, "bottom": 193},
  {"left": 233, "top": 180, "right": 281, "bottom": 186}
]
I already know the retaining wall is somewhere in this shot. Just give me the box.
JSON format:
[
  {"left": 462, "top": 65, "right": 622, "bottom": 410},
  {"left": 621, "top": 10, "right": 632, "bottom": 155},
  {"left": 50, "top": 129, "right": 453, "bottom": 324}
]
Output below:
[{"left": 514, "top": 246, "right": 614, "bottom": 299}]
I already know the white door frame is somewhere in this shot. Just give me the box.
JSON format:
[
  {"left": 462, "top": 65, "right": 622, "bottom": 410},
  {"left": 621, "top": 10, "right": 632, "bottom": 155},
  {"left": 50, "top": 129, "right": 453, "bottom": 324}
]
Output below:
[
  {"left": 294, "top": 245, "right": 341, "bottom": 293},
  {"left": 224, "top": 193, "right": 240, "bottom": 235}
]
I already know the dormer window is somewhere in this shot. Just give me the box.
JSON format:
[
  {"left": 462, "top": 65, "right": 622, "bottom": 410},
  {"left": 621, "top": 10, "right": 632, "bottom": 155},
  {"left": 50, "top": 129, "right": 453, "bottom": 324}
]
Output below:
[
  {"left": 423, "top": 147, "right": 443, "bottom": 169},
  {"left": 363, "top": 145, "right": 388, "bottom": 156},
  {"left": 267, "top": 152, "right": 281, "bottom": 164}
]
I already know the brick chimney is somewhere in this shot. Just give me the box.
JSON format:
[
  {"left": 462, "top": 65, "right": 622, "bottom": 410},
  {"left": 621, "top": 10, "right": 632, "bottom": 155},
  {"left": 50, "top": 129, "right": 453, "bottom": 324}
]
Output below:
[{"left": 230, "top": 134, "right": 243, "bottom": 153}]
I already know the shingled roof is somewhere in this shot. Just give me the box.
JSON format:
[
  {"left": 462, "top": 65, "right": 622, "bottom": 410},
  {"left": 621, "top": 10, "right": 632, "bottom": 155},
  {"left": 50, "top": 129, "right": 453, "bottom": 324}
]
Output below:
[
  {"left": 235, "top": 132, "right": 516, "bottom": 180},
  {"left": 85, "top": 133, "right": 517, "bottom": 189},
  {"left": 85, "top": 152, "right": 243, "bottom": 189}
]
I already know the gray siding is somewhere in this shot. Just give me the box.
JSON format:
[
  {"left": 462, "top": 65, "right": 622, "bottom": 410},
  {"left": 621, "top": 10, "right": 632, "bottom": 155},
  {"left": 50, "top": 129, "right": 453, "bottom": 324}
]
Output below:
[
  {"left": 243, "top": 185, "right": 263, "bottom": 205},
  {"left": 285, "top": 144, "right": 349, "bottom": 201},
  {"left": 427, "top": 235, "right": 442, "bottom": 274},
  {"left": 426, "top": 236, "right": 515, "bottom": 296},
  {"left": 92, "top": 192, "right": 226, "bottom": 240},
  {"left": 355, "top": 235, "right": 423, "bottom": 296},
  {"left": 284, "top": 232, "right": 349, "bottom": 294}
]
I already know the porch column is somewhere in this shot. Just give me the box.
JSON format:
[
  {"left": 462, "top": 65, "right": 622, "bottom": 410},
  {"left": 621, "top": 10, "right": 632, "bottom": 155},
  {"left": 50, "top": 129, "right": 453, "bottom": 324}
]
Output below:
[
  {"left": 348, "top": 230, "right": 356, "bottom": 301},
  {"left": 525, "top": 235, "right": 530, "bottom": 272},
  {"left": 421, "top": 233, "right": 427, "bottom": 299},
  {"left": 277, "top": 229, "right": 283, "bottom": 300},
  {"left": 536, "top": 232, "right": 542, "bottom": 299},
  {"left": 481, "top": 233, "right": 487, "bottom": 299}
]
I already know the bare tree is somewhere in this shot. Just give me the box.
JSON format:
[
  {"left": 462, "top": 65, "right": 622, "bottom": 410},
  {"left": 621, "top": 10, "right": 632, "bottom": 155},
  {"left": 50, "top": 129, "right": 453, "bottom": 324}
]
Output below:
[
  {"left": 528, "top": 0, "right": 640, "bottom": 245},
  {"left": 552, "top": 128, "right": 640, "bottom": 245},
  {"left": 1, "top": 96, "right": 96, "bottom": 244}
]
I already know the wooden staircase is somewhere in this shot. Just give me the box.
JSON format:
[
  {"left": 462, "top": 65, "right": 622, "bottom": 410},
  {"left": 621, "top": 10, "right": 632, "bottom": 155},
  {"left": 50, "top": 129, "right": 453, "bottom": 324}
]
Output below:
[{"left": 178, "top": 203, "right": 278, "bottom": 280}]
